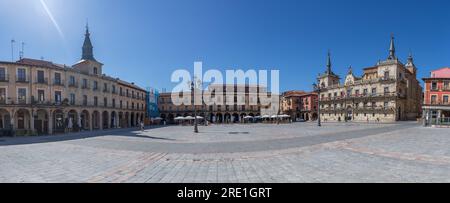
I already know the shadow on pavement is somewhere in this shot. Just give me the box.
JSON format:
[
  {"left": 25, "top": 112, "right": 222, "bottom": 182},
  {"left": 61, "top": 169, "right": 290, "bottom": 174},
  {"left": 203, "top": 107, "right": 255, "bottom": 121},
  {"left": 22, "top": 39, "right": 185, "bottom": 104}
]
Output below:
[{"left": 0, "top": 125, "right": 173, "bottom": 146}]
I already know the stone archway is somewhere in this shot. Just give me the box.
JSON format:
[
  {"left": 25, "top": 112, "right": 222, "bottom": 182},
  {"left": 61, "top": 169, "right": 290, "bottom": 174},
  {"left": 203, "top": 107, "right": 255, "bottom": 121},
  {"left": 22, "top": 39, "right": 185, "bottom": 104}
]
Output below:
[
  {"left": 81, "top": 110, "right": 90, "bottom": 130},
  {"left": 168, "top": 114, "right": 175, "bottom": 124},
  {"left": 346, "top": 106, "right": 353, "bottom": 121},
  {"left": 15, "top": 109, "right": 31, "bottom": 131},
  {"left": 130, "top": 112, "right": 135, "bottom": 127},
  {"left": 118, "top": 112, "right": 124, "bottom": 128},
  {"left": 35, "top": 109, "right": 49, "bottom": 135},
  {"left": 67, "top": 110, "right": 78, "bottom": 131},
  {"left": 53, "top": 109, "right": 65, "bottom": 133},
  {"left": 91, "top": 111, "right": 100, "bottom": 130},
  {"left": 125, "top": 112, "right": 130, "bottom": 128},
  {"left": 102, "top": 111, "right": 109, "bottom": 129},
  {"left": 111, "top": 111, "right": 117, "bottom": 128},
  {"left": 0, "top": 108, "right": 11, "bottom": 129},
  {"left": 216, "top": 113, "right": 223, "bottom": 123}
]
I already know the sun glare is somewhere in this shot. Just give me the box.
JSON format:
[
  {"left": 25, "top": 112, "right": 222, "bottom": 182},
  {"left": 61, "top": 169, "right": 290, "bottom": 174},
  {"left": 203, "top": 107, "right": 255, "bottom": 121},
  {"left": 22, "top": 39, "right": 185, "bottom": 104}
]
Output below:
[{"left": 39, "top": 0, "right": 65, "bottom": 41}]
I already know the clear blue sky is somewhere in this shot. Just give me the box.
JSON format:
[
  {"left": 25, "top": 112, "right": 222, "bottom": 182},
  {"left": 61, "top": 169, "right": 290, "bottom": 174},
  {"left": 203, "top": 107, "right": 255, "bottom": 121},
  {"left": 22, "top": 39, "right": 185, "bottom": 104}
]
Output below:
[{"left": 1, "top": 0, "right": 450, "bottom": 92}]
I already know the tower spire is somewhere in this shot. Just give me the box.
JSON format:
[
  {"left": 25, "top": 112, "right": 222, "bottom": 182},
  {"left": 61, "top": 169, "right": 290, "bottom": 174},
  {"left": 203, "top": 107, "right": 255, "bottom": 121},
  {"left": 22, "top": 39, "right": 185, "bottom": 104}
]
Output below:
[
  {"left": 326, "top": 50, "right": 332, "bottom": 74},
  {"left": 82, "top": 22, "right": 96, "bottom": 61},
  {"left": 388, "top": 33, "right": 396, "bottom": 60}
]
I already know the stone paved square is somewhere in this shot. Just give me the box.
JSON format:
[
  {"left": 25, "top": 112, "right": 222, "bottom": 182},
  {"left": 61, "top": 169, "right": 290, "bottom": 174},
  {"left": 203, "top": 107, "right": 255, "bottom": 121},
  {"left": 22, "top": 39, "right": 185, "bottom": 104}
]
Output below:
[{"left": 0, "top": 122, "right": 449, "bottom": 183}]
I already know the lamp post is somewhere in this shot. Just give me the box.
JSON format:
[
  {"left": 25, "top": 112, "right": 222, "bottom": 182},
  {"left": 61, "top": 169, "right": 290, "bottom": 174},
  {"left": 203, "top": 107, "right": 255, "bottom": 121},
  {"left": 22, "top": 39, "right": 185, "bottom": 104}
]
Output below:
[
  {"left": 313, "top": 82, "right": 322, "bottom": 127},
  {"left": 190, "top": 80, "right": 199, "bottom": 133}
]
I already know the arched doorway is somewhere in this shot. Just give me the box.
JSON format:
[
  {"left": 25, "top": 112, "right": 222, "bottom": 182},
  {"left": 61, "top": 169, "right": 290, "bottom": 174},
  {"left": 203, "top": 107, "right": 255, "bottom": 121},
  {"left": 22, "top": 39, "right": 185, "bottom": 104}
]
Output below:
[
  {"left": 118, "top": 112, "right": 124, "bottom": 128},
  {"left": 53, "top": 109, "right": 65, "bottom": 133},
  {"left": 111, "top": 111, "right": 117, "bottom": 128},
  {"left": 81, "top": 110, "right": 90, "bottom": 130},
  {"left": 102, "top": 111, "right": 109, "bottom": 129},
  {"left": 35, "top": 109, "right": 49, "bottom": 135},
  {"left": 125, "top": 112, "right": 130, "bottom": 128},
  {"left": 92, "top": 111, "right": 100, "bottom": 130},
  {"left": 216, "top": 113, "right": 223, "bottom": 123},
  {"left": 168, "top": 114, "right": 175, "bottom": 124},
  {"left": 346, "top": 106, "right": 353, "bottom": 121},
  {"left": 67, "top": 110, "right": 78, "bottom": 131},
  {"left": 224, "top": 113, "right": 231, "bottom": 123},
  {"left": 15, "top": 109, "right": 31, "bottom": 131},
  {"left": 130, "top": 112, "right": 135, "bottom": 127},
  {"left": 0, "top": 109, "right": 11, "bottom": 129}
]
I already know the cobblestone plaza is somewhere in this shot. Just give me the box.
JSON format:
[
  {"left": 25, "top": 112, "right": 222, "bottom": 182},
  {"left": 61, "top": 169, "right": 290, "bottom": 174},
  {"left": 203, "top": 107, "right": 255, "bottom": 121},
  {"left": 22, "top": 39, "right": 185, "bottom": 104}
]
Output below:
[{"left": 0, "top": 122, "right": 449, "bottom": 183}]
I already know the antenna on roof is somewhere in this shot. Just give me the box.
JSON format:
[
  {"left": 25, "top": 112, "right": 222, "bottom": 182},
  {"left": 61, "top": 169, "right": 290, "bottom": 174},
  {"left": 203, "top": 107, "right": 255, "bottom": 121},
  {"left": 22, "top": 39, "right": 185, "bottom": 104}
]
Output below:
[
  {"left": 11, "top": 39, "right": 16, "bottom": 62},
  {"left": 19, "top": 42, "right": 25, "bottom": 60}
]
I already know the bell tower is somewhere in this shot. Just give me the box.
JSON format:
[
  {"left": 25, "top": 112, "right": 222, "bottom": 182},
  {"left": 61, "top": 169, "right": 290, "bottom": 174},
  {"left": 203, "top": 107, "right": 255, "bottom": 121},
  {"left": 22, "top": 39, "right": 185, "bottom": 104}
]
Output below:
[
  {"left": 73, "top": 23, "right": 104, "bottom": 75},
  {"left": 318, "top": 51, "right": 340, "bottom": 88}
]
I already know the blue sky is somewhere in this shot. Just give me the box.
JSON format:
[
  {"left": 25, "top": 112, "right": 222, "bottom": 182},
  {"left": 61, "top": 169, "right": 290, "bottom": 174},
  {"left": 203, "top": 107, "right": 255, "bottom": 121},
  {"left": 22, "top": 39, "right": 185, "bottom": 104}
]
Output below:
[{"left": 1, "top": 0, "right": 450, "bottom": 92}]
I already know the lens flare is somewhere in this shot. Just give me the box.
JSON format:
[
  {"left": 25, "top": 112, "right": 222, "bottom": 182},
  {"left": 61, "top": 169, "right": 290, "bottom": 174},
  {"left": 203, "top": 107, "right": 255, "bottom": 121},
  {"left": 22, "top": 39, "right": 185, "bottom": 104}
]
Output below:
[{"left": 39, "top": 0, "right": 65, "bottom": 41}]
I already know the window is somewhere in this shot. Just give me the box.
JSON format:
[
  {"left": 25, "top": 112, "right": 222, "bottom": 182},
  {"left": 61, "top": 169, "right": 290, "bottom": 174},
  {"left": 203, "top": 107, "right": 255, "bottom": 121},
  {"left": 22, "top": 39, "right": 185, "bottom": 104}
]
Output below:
[
  {"left": 38, "top": 90, "right": 45, "bottom": 102},
  {"left": 69, "top": 76, "right": 76, "bottom": 86},
  {"left": 372, "top": 88, "right": 377, "bottom": 96},
  {"left": 103, "top": 83, "right": 108, "bottom": 92},
  {"left": 372, "top": 102, "right": 376, "bottom": 108},
  {"left": 82, "top": 79, "right": 88, "bottom": 88},
  {"left": 384, "top": 102, "right": 389, "bottom": 109},
  {"left": 431, "top": 95, "right": 437, "bottom": 104},
  {"left": 94, "top": 97, "right": 98, "bottom": 106},
  {"left": 18, "top": 88, "right": 26, "bottom": 104},
  {"left": 55, "top": 91, "right": 62, "bottom": 103},
  {"left": 17, "top": 68, "right": 26, "bottom": 82},
  {"left": 120, "top": 87, "right": 123, "bottom": 95},
  {"left": 70, "top": 94, "right": 75, "bottom": 105},
  {"left": 444, "top": 81, "right": 449, "bottom": 90},
  {"left": 384, "top": 71, "right": 390, "bottom": 80},
  {"left": 112, "top": 85, "right": 116, "bottom": 93},
  {"left": 120, "top": 100, "right": 123, "bottom": 109},
  {"left": 37, "top": 70, "right": 45, "bottom": 83},
  {"left": 93, "top": 67, "right": 98, "bottom": 75},
  {"left": 363, "top": 89, "right": 368, "bottom": 96},
  {"left": 355, "top": 90, "right": 360, "bottom": 96},
  {"left": 93, "top": 81, "right": 98, "bottom": 90},
  {"left": 104, "top": 97, "right": 108, "bottom": 107},
  {"left": 431, "top": 82, "right": 438, "bottom": 90},
  {"left": 0, "top": 88, "right": 6, "bottom": 103},
  {"left": 112, "top": 99, "right": 116, "bottom": 108},
  {"left": 384, "top": 87, "right": 390, "bottom": 95},
  {"left": 132, "top": 102, "right": 135, "bottom": 109},
  {"left": 83, "top": 95, "right": 88, "bottom": 106},
  {"left": 444, "top": 95, "right": 449, "bottom": 104},
  {"left": 0, "top": 67, "right": 6, "bottom": 81},
  {"left": 54, "top": 73, "right": 61, "bottom": 85}
]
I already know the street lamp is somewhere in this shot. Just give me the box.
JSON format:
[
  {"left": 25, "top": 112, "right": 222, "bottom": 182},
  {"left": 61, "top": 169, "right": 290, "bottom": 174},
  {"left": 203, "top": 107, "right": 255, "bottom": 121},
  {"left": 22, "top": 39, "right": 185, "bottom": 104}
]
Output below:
[
  {"left": 190, "top": 80, "right": 199, "bottom": 133},
  {"left": 313, "top": 82, "right": 322, "bottom": 127}
]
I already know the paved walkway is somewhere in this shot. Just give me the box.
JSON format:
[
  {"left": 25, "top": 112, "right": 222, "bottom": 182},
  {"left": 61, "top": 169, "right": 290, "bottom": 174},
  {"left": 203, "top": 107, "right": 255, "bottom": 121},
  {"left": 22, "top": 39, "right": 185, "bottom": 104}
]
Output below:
[{"left": 0, "top": 122, "right": 449, "bottom": 183}]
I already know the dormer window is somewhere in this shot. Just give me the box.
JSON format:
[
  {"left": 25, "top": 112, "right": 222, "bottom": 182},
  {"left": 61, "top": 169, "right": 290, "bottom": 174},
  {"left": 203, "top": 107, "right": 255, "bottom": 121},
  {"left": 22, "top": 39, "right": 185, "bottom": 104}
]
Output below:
[{"left": 93, "top": 67, "right": 98, "bottom": 75}]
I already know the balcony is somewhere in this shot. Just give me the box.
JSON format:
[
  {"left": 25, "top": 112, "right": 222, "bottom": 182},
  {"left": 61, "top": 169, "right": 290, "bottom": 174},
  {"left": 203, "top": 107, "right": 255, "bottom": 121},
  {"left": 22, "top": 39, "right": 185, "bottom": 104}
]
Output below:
[
  {"left": 53, "top": 80, "right": 65, "bottom": 86},
  {"left": 81, "top": 84, "right": 90, "bottom": 90},
  {"left": 68, "top": 82, "right": 79, "bottom": 88},
  {"left": 35, "top": 77, "right": 48, "bottom": 84},
  {"left": 0, "top": 74, "right": 9, "bottom": 82},
  {"left": 18, "top": 98, "right": 27, "bottom": 105},
  {"left": 16, "top": 77, "right": 29, "bottom": 83}
]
